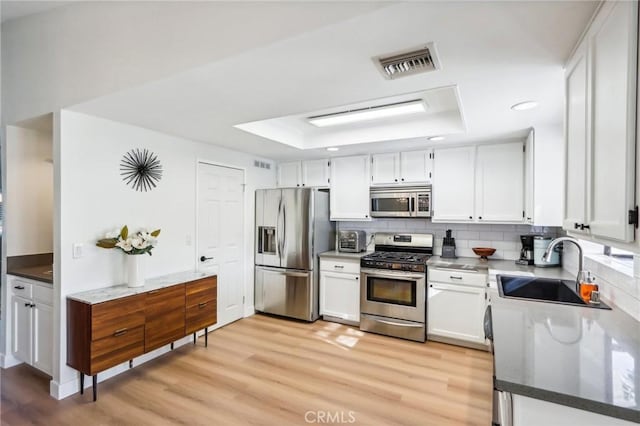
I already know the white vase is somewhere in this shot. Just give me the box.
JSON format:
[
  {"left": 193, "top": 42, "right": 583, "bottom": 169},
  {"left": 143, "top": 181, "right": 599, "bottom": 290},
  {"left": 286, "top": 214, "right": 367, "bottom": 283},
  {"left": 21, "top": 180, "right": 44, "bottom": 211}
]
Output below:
[{"left": 126, "top": 255, "right": 146, "bottom": 288}]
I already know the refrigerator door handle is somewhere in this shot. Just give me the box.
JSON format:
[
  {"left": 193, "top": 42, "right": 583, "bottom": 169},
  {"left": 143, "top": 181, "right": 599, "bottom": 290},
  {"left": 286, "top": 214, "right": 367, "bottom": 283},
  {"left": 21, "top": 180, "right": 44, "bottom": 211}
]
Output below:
[
  {"left": 282, "top": 204, "right": 287, "bottom": 260},
  {"left": 277, "top": 197, "right": 284, "bottom": 261}
]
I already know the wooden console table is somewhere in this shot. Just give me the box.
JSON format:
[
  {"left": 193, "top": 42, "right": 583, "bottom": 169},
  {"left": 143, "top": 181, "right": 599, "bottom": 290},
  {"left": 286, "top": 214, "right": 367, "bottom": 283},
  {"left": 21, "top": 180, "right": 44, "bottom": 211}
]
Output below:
[{"left": 67, "top": 272, "right": 217, "bottom": 401}]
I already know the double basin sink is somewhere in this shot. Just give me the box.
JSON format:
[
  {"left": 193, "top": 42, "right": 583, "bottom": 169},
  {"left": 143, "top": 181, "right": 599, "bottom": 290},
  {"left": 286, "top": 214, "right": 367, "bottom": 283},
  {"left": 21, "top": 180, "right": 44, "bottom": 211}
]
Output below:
[{"left": 498, "top": 275, "right": 611, "bottom": 310}]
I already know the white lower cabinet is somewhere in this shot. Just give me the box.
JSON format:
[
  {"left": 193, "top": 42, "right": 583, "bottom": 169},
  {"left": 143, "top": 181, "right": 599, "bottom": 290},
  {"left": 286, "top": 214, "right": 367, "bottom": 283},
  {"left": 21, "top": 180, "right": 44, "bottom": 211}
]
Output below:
[
  {"left": 427, "top": 274, "right": 487, "bottom": 346},
  {"left": 10, "top": 276, "right": 53, "bottom": 376},
  {"left": 320, "top": 258, "right": 360, "bottom": 324}
]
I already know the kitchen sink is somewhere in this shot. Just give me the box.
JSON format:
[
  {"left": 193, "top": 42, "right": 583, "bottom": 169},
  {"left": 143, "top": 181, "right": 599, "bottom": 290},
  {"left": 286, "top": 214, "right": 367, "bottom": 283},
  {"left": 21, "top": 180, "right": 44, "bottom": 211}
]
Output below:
[{"left": 497, "top": 275, "right": 611, "bottom": 309}]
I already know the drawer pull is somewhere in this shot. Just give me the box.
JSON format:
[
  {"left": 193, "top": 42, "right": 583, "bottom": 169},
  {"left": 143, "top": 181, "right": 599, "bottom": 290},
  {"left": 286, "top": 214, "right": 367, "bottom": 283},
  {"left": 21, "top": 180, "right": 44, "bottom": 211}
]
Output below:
[
  {"left": 198, "top": 302, "right": 208, "bottom": 309},
  {"left": 14, "top": 285, "right": 25, "bottom": 290},
  {"left": 450, "top": 276, "right": 463, "bottom": 280},
  {"left": 113, "top": 328, "right": 128, "bottom": 337},
  {"left": 334, "top": 265, "right": 344, "bottom": 269}
]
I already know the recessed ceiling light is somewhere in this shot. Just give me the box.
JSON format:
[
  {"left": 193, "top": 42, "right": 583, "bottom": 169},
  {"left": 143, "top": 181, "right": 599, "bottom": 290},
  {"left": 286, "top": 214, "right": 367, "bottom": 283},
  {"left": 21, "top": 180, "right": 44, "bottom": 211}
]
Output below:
[
  {"left": 308, "top": 100, "right": 426, "bottom": 128},
  {"left": 326, "top": 147, "right": 339, "bottom": 152},
  {"left": 428, "top": 136, "right": 445, "bottom": 141},
  {"left": 511, "top": 101, "right": 538, "bottom": 111}
]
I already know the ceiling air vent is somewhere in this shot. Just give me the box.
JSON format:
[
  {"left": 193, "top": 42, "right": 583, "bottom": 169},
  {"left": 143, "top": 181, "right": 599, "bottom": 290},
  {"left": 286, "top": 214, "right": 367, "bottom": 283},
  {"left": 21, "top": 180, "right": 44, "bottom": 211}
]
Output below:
[{"left": 374, "top": 43, "right": 441, "bottom": 80}]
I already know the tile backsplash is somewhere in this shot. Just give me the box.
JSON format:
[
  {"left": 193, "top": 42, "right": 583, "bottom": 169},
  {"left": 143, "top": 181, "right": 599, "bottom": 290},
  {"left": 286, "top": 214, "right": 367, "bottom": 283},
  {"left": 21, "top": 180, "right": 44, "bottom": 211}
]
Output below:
[{"left": 337, "top": 219, "right": 561, "bottom": 260}]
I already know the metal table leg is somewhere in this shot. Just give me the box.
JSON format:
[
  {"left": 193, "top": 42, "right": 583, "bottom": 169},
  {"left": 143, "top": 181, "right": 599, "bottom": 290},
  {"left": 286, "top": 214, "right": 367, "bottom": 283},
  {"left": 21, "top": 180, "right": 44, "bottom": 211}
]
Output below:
[
  {"left": 205, "top": 327, "right": 208, "bottom": 348},
  {"left": 93, "top": 375, "right": 97, "bottom": 402},
  {"left": 80, "top": 373, "right": 84, "bottom": 394}
]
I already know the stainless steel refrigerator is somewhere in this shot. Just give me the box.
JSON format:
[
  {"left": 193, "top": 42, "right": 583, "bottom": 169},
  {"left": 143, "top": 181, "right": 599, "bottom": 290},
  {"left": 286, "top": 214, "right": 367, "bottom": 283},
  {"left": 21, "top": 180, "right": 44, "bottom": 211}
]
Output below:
[{"left": 254, "top": 188, "right": 334, "bottom": 321}]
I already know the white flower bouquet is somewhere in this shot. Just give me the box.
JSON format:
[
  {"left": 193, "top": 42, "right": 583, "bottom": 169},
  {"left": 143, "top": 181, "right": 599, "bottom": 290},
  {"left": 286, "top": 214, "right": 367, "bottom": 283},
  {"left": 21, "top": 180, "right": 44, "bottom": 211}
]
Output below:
[{"left": 96, "top": 225, "right": 161, "bottom": 255}]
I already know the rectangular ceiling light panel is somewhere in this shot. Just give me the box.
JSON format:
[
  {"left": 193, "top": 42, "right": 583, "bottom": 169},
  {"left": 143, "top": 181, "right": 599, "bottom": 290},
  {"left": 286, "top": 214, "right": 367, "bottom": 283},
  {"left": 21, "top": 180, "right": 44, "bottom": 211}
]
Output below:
[{"left": 308, "top": 100, "right": 426, "bottom": 127}]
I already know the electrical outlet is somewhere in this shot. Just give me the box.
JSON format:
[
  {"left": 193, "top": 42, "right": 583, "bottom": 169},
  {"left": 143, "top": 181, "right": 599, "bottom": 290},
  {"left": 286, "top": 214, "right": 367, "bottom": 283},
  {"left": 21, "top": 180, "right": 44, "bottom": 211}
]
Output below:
[{"left": 72, "top": 243, "right": 84, "bottom": 259}]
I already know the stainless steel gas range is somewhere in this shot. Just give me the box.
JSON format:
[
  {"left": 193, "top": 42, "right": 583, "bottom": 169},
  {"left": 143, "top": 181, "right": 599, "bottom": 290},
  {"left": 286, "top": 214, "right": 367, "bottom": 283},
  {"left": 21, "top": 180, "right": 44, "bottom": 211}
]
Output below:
[{"left": 359, "top": 233, "right": 433, "bottom": 342}]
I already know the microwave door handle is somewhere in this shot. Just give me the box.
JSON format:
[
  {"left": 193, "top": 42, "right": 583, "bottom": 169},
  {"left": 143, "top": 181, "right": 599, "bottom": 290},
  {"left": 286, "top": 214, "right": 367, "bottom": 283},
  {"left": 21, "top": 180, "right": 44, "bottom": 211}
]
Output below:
[
  {"left": 410, "top": 196, "right": 416, "bottom": 216},
  {"left": 258, "top": 226, "right": 263, "bottom": 254}
]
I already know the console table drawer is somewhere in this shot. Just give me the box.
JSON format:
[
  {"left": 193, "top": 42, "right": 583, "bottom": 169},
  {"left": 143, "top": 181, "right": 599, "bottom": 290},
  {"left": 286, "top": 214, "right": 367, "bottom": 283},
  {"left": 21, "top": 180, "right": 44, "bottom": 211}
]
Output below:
[
  {"left": 185, "top": 300, "right": 217, "bottom": 334},
  {"left": 186, "top": 277, "right": 217, "bottom": 307},
  {"left": 90, "top": 326, "right": 144, "bottom": 375},
  {"left": 91, "top": 294, "right": 145, "bottom": 341}
]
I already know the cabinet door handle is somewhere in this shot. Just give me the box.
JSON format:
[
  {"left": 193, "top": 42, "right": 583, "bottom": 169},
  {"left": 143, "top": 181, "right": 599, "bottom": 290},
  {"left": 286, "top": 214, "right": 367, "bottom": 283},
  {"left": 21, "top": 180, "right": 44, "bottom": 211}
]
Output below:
[
  {"left": 574, "top": 222, "right": 581, "bottom": 229},
  {"left": 469, "top": 216, "right": 473, "bottom": 219},
  {"left": 581, "top": 224, "right": 591, "bottom": 230},
  {"left": 334, "top": 265, "right": 344, "bottom": 269},
  {"left": 24, "top": 302, "right": 31, "bottom": 307},
  {"left": 113, "top": 328, "right": 128, "bottom": 337},
  {"left": 450, "top": 276, "right": 463, "bottom": 280},
  {"left": 200, "top": 256, "right": 213, "bottom": 262},
  {"left": 199, "top": 302, "right": 208, "bottom": 309},
  {"left": 355, "top": 276, "right": 359, "bottom": 280},
  {"left": 14, "top": 286, "right": 25, "bottom": 290}
]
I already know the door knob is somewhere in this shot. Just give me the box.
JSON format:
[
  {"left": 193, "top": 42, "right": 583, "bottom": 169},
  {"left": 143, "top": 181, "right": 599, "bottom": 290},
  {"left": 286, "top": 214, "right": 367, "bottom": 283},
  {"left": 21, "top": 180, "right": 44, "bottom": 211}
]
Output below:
[{"left": 200, "top": 256, "right": 213, "bottom": 262}]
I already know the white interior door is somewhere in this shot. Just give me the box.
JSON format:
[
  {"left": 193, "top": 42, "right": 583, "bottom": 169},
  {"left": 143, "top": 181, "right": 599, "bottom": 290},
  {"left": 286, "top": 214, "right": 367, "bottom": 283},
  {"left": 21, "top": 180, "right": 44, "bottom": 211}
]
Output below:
[{"left": 198, "top": 162, "right": 245, "bottom": 327}]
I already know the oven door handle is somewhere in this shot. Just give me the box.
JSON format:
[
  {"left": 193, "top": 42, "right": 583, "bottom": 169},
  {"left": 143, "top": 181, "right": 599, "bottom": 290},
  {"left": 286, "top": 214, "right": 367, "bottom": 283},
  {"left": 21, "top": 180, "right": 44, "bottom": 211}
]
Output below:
[
  {"left": 362, "top": 270, "right": 425, "bottom": 280},
  {"left": 376, "top": 318, "right": 424, "bottom": 328}
]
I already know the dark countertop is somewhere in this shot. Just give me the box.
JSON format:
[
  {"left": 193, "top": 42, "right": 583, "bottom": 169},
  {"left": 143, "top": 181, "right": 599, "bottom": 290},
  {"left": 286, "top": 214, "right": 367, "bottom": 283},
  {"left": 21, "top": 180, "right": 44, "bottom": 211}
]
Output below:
[
  {"left": 492, "top": 292, "right": 640, "bottom": 423},
  {"left": 7, "top": 265, "right": 53, "bottom": 284}
]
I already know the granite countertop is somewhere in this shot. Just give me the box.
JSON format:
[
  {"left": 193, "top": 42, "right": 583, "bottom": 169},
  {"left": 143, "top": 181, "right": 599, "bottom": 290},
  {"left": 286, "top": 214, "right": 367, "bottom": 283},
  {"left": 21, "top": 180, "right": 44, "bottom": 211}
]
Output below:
[
  {"left": 492, "top": 289, "right": 640, "bottom": 422},
  {"left": 319, "top": 250, "right": 373, "bottom": 260},
  {"left": 7, "top": 265, "right": 54, "bottom": 284},
  {"left": 67, "top": 270, "right": 217, "bottom": 305}
]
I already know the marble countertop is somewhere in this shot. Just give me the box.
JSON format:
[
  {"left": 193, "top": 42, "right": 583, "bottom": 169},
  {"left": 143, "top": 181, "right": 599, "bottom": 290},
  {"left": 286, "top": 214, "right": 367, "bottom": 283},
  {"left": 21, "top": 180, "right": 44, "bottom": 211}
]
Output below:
[
  {"left": 7, "top": 265, "right": 53, "bottom": 284},
  {"left": 492, "top": 288, "right": 640, "bottom": 422},
  {"left": 67, "top": 270, "right": 217, "bottom": 305},
  {"left": 319, "top": 250, "right": 372, "bottom": 260}
]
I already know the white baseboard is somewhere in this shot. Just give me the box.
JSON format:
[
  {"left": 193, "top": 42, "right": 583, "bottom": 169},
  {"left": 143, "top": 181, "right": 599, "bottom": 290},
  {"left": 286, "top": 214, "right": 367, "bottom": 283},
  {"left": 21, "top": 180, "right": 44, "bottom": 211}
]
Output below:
[
  {"left": 49, "top": 335, "right": 195, "bottom": 400},
  {"left": 0, "top": 352, "right": 23, "bottom": 369}
]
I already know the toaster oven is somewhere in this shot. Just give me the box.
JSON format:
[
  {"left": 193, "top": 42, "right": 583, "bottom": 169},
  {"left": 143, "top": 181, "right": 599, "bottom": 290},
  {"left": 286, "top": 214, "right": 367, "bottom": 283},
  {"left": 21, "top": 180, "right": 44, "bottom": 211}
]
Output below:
[{"left": 338, "top": 230, "right": 367, "bottom": 253}]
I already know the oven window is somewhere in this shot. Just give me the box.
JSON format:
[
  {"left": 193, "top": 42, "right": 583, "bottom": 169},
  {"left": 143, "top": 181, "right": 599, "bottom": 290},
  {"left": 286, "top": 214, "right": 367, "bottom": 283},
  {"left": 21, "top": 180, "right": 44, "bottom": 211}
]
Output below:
[
  {"left": 367, "top": 276, "right": 417, "bottom": 306},
  {"left": 371, "top": 197, "right": 410, "bottom": 212}
]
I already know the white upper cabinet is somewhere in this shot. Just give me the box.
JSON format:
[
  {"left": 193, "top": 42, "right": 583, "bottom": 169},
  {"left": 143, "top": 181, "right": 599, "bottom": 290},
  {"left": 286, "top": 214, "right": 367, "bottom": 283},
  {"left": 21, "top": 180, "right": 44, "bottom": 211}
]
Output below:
[
  {"left": 400, "top": 150, "right": 433, "bottom": 184},
  {"left": 564, "top": 40, "right": 589, "bottom": 234},
  {"left": 433, "top": 143, "right": 524, "bottom": 223},
  {"left": 330, "top": 155, "right": 371, "bottom": 221},
  {"left": 432, "top": 146, "right": 476, "bottom": 221},
  {"left": 371, "top": 153, "right": 400, "bottom": 185},
  {"left": 475, "top": 142, "right": 524, "bottom": 223},
  {"left": 371, "top": 150, "right": 433, "bottom": 185},
  {"left": 524, "top": 130, "right": 535, "bottom": 224},
  {"left": 278, "top": 159, "right": 329, "bottom": 188},
  {"left": 301, "top": 159, "right": 330, "bottom": 187},
  {"left": 563, "top": 0, "right": 638, "bottom": 242},
  {"left": 277, "top": 162, "right": 302, "bottom": 188}
]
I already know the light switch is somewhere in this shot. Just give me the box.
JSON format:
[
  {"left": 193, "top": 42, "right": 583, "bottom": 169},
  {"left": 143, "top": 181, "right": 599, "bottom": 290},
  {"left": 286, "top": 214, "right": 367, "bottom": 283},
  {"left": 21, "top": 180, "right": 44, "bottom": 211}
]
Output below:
[{"left": 72, "top": 243, "right": 84, "bottom": 259}]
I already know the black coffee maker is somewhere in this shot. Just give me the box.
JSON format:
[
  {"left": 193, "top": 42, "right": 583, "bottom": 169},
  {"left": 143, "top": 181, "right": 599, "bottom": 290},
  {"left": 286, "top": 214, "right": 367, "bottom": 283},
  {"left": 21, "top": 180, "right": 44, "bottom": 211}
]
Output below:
[{"left": 515, "top": 235, "right": 537, "bottom": 265}]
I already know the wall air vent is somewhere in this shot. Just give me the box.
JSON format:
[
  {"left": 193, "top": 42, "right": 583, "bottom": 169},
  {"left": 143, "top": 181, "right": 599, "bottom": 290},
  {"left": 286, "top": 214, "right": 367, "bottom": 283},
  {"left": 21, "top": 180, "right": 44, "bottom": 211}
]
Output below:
[{"left": 374, "top": 43, "right": 441, "bottom": 80}]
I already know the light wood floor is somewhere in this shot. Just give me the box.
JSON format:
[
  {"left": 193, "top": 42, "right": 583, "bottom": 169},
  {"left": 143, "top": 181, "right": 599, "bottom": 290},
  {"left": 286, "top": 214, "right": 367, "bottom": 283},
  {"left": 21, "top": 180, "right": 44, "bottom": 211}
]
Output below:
[{"left": 1, "top": 315, "right": 493, "bottom": 425}]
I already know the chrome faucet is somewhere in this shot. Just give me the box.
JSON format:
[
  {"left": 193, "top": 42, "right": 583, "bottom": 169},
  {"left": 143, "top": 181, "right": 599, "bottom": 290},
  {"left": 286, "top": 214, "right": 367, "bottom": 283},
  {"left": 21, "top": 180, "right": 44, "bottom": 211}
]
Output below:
[{"left": 543, "top": 237, "right": 583, "bottom": 292}]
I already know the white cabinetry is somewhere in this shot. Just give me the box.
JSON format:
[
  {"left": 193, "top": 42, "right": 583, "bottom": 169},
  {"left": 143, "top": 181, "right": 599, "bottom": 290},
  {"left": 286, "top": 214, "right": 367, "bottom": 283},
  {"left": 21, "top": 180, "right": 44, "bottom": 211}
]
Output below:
[
  {"left": 277, "top": 160, "right": 330, "bottom": 188},
  {"left": 9, "top": 276, "right": 53, "bottom": 376},
  {"left": 433, "top": 142, "right": 523, "bottom": 223},
  {"left": 563, "top": 0, "right": 638, "bottom": 242},
  {"left": 475, "top": 142, "right": 524, "bottom": 222},
  {"left": 371, "top": 150, "right": 433, "bottom": 185},
  {"left": 432, "top": 146, "right": 476, "bottom": 221},
  {"left": 330, "top": 155, "right": 371, "bottom": 221},
  {"left": 524, "top": 130, "right": 535, "bottom": 224},
  {"left": 320, "top": 258, "right": 361, "bottom": 325},
  {"left": 427, "top": 268, "right": 488, "bottom": 348}
]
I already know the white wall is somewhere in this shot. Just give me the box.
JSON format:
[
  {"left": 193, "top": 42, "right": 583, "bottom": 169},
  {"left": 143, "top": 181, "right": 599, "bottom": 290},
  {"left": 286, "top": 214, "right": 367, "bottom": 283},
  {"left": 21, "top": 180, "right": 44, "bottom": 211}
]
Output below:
[
  {"left": 4, "top": 125, "right": 53, "bottom": 255},
  {"left": 52, "top": 110, "right": 275, "bottom": 398},
  {"left": 0, "top": 2, "right": 383, "bottom": 125}
]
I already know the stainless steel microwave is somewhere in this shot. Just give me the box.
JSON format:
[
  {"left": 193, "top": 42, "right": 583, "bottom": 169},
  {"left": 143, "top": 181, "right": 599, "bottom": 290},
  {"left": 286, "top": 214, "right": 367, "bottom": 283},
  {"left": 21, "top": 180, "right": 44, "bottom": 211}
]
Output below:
[{"left": 370, "top": 187, "right": 431, "bottom": 218}]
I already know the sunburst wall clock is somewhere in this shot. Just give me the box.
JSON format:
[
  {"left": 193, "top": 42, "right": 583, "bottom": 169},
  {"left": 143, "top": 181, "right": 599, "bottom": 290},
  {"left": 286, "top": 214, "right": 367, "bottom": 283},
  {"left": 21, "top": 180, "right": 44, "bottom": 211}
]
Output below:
[{"left": 120, "top": 148, "right": 163, "bottom": 192}]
